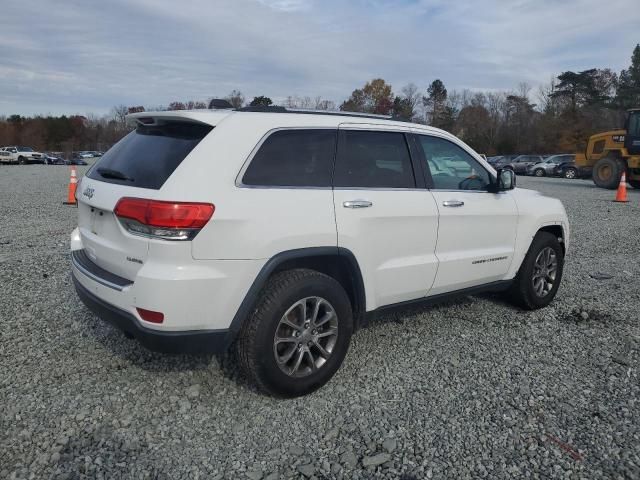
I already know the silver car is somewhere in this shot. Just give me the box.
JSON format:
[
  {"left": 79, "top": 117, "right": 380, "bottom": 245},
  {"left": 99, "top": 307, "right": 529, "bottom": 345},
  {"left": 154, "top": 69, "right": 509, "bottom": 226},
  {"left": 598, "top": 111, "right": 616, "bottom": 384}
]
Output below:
[{"left": 527, "top": 154, "right": 575, "bottom": 177}]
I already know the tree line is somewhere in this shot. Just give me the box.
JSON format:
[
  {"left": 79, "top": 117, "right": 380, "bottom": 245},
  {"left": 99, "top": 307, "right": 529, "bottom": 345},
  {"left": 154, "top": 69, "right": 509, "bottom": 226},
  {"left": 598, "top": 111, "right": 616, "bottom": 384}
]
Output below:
[{"left": 1, "top": 44, "right": 638, "bottom": 156}]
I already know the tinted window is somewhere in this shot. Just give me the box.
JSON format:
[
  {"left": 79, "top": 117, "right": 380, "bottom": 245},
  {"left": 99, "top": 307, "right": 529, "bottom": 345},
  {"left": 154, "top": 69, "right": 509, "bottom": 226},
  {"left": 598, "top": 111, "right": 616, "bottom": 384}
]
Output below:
[
  {"left": 242, "top": 129, "right": 336, "bottom": 187},
  {"left": 334, "top": 130, "right": 415, "bottom": 188},
  {"left": 593, "top": 140, "right": 605, "bottom": 154},
  {"left": 628, "top": 113, "right": 640, "bottom": 136},
  {"left": 417, "top": 135, "right": 491, "bottom": 191},
  {"left": 88, "top": 122, "right": 212, "bottom": 190}
]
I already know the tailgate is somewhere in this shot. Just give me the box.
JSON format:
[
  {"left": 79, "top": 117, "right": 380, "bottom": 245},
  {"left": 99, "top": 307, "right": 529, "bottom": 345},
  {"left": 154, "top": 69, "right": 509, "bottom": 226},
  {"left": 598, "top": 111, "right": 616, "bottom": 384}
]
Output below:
[
  {"left": 76, "top": 118, "right": 214, "bottom": 280},
  {"left": 77, "top": 177, "right": 149, "bottom": 281}
]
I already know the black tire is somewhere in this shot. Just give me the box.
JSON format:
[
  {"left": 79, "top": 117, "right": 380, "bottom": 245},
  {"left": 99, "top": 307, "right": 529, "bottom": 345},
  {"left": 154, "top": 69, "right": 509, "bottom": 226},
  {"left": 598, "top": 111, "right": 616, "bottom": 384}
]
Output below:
[
  {"left": 508, "top": 232, "right": 564, "bottom": 310},
  {"left": 534, "top": 168, "right": 545, "bottom": 177},
  {"left": 236, "top": 268, "right": 353, "bottom": 397},
  {"left": 563, "top": 167, "right": 578, "bottom": 179},
  {"left": 18, "top": 156, "right": 26, "bottom": 165},
  {"left": 629, "top": 179, "right": 640, "bottom": 189},
  {"left": 592, "top": 156, "right": 624, "bottom": 189}
]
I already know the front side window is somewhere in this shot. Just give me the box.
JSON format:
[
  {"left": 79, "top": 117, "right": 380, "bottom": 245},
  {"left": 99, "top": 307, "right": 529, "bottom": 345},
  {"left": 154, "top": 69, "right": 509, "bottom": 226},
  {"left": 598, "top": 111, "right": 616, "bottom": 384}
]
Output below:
[
  {"left": 242, "top": 129, "right": 337, "bottom": 187},
  {"left": 334, "top": 130, "right": 415, "bottom": 188},
  {"left": 417, "top": 135, "right": 491, "bottom": 191}
]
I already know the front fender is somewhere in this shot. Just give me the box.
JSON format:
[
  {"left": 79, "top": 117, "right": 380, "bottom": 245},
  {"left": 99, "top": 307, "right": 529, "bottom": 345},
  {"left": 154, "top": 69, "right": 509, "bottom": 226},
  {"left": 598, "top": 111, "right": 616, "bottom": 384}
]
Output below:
[{"left": 505, "top": 189, "right": 569, "bottom": 279}]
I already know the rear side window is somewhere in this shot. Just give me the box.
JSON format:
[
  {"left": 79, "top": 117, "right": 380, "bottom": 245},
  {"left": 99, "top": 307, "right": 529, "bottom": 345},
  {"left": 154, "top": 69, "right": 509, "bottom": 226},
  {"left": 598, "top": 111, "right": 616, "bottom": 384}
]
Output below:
[
  {"left": 334, "top": 130, "right": 415, "bottom": 188},
  {"left": 242, "top": 129, "right": 337, "bottom": 187},
  {"left": 88, "top": 121, "right": 212, "bottom": 189}
]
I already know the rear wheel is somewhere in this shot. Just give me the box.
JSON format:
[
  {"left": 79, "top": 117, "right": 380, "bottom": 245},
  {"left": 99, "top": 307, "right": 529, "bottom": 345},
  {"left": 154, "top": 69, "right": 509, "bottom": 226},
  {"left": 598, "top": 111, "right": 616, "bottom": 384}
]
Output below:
[
  {"left": 18, "top": 156, "right": 26, "bottom": 165},
  {"left": 534, "top": 168, "right": 545, "bottom": 177},
  {"left": 592, "top": 156, "right": 625, "bottom": 189},
  {"left": 508, "top": 232, "right": 564, "bottom": 310},
  {"left": 236, "top": 269, "right": 353, "bottom": 397},
  {"left": 563, "top": 167, "right": 577, "bottom": 179}
]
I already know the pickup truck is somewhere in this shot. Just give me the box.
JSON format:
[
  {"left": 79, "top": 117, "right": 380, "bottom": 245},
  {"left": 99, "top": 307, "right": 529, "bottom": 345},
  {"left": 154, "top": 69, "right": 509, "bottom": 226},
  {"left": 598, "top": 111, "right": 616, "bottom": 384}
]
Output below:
[{"left": 0, "top": 146, "right": 45, "bottom": 164}]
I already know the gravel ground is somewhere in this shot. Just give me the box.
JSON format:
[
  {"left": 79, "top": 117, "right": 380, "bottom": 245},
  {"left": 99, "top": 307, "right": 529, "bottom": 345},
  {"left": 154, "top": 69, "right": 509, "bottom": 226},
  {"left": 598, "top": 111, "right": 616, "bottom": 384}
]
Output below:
[{"left": 1, "top": 165, "right": 639, "bottom": 480}]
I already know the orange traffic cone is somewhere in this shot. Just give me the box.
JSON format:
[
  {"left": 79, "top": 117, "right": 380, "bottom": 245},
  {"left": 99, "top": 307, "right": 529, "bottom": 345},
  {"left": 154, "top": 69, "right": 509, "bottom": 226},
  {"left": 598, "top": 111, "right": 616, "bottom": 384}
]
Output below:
[
  {"left": 614, "top": 171, "right": 629, "bottom": 203},
  {"left": 63, "top": 166, "right": 78, "bottom": 205}
]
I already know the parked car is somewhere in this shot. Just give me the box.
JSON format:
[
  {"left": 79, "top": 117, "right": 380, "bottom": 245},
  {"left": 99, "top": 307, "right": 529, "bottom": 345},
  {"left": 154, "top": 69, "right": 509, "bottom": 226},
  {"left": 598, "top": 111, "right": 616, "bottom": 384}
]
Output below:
[
  {"left": 553, "top": 160, "right": 592, "bottom": 179},
  {"left": 526, "top": 154, "right": 575, "bottom": 177},
  {"left": 70, "top": 107, "right": 569, "bottom": 397},
  {"left": 67, "top": 158, "right": 88, "bottom": 166},
  {"left": 0, "top": 146, "right": 45, "bottom": 164},
  {"left": 75, "top": 151, "right": 95, "bottom": 159},
  {"left": 510, "top": 155, "right": 546, "bottom": 174},
  {"left": 487, "top": 155, "right": 516, "bottom": 170},
  {"left": 44, "top": 153, "right": 66, "bottom": 165}
]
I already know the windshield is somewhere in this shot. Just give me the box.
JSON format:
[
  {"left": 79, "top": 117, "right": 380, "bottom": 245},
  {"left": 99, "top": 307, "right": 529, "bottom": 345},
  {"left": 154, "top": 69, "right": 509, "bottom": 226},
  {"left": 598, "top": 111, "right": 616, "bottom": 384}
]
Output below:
[{"left": 17, "top": 146, "right": 33, "bottom": 152}]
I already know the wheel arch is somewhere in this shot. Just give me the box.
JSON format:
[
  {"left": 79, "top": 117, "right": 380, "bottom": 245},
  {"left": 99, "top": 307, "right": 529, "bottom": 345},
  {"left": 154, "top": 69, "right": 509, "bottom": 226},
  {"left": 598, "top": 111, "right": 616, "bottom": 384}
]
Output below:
[
  {"left": 227, "top": 247, "right": 366, "bottom": 342},
  {"left": 537, "top": 224, "right": 566, "bottom": 255}
]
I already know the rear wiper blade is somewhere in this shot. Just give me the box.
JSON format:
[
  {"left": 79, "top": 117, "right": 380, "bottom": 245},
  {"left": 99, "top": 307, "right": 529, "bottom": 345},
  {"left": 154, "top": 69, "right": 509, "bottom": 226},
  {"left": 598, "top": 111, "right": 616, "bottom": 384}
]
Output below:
[{"left": 97, "top": 167, "right": 134, "bottom": 181}]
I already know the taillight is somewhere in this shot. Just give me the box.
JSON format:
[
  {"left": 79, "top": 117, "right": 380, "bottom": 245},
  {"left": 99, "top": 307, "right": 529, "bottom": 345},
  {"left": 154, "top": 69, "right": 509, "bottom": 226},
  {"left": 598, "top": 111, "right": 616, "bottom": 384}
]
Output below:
[{"left": 114, "top": 197, "right": 214, "bottom": 241}]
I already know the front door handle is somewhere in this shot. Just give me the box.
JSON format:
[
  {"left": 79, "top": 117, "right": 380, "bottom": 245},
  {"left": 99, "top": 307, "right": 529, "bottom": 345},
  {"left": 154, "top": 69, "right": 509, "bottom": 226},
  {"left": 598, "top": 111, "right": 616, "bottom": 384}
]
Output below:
[
  {"left": 442, "top": 200, "right": 464, "bottom": 207},
  {"left": 343, "top": 200, "right": 373, "bottom": 209}
]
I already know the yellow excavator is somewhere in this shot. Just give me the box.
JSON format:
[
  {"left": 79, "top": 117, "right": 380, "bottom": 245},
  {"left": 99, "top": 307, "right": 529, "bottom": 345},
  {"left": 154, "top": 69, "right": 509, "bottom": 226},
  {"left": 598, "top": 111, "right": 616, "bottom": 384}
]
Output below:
[{"left": 576, "top": 108, "right": 640, "bottom": 189}]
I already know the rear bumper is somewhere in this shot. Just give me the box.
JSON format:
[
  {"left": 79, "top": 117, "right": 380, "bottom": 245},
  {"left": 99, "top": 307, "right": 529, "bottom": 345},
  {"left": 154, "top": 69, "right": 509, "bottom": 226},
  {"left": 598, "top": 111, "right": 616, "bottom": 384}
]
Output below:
[{"left": 73, "top": 274, "right": 232, "bottom": 354}]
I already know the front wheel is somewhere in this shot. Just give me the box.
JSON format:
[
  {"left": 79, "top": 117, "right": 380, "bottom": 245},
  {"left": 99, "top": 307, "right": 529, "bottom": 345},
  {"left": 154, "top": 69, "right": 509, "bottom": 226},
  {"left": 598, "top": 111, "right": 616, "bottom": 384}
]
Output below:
[
  {"left": 508, "top": 232, "right": 564, "bottom": 310},
  {"left": 236, "top": 269, "right": 353, "bottom": 397},
  {"left": 534, "top": 169, "right": 545, "bottom": 177},
  {"left": 592, "top": 156, "right": 624, "bottom": 189},
  {"left": 18, "top": 156, "right": 26, "bottom": 165}
]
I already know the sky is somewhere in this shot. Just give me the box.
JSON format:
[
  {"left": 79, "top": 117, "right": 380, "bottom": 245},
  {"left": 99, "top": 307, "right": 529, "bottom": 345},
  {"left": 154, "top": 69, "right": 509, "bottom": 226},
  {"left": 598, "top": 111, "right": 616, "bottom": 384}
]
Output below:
[{"left": 1, "top": 0, "right": 639, "bottom": 116}]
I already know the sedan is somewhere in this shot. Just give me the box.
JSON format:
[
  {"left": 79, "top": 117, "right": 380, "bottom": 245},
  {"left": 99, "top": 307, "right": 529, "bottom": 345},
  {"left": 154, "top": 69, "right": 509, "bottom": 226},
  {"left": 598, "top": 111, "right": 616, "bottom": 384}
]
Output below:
[
  {"left": 553, "top": 160, "right": 592, "bottom": 179},
  {"left": 510, "top": 155, "right": 546, "bottom": 174},
  {"left": 44, "top": 153, "right": 66, "bottom": 165},
  {"left": 527, "top": 154, "right": 575, "bottom": 177}
]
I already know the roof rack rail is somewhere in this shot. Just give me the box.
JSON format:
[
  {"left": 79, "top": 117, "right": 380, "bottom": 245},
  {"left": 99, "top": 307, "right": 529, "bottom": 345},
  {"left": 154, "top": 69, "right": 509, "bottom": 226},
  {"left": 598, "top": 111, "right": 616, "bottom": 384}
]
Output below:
[
  {"left": 236, "top": 106, "right": 287, "bottom": 113},
  {"left": 234, "top": 105, "right": 402, "bottom": 121}
]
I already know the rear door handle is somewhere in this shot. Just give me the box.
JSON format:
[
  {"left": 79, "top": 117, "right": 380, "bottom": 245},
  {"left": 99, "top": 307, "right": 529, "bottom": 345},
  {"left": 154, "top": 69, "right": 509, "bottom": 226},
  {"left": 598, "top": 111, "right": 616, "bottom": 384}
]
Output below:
[
  {"left": 442, "top": 200, "right": 464, "bottom": 207},
  {"left": 343, "top": 200, "right": 373, "bottom": 209}
]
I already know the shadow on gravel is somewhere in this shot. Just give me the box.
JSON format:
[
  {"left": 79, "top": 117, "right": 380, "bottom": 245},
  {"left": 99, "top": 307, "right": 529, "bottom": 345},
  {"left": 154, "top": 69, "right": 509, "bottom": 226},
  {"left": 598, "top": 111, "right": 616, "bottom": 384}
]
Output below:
[
  {"left": 83, "top": 315, "right": 217, "bottom": 374},
  {"left": 79, "top": 311, "right": 267, "bottom": 393}
]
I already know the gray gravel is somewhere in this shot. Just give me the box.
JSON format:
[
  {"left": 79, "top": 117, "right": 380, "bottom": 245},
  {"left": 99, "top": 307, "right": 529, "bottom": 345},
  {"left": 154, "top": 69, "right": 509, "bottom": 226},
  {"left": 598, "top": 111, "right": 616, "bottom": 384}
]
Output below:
[{"left": 1, "top": 165, "right": 639, "bottom": 479}]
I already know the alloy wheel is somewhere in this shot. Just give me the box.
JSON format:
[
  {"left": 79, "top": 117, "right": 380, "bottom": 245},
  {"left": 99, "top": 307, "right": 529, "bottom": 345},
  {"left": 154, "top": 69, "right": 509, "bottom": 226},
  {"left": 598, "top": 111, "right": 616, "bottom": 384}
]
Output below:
[
  {"left": 532, "top": 247, "right": 558, "bottom": 297},
  {"left": 273, "top": 296, "right": 339, "bottom": 378}
]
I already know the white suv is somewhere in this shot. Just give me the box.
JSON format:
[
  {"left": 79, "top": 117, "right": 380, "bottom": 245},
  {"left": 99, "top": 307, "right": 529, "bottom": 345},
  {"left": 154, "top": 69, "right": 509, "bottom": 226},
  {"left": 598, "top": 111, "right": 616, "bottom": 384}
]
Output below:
[{"left": 70, "top": 107, "right": 569, "bottom": 397}]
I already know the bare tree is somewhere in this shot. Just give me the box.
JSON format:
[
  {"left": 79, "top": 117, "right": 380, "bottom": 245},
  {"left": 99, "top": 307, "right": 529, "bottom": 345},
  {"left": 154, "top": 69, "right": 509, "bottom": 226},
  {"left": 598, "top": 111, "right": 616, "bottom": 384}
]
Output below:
[
  {"left": 400, "top": 83, "right": 421, "bottom": 120},
  {"left": 308, "top": 96, "right": 335, "bottom": 110},
  {"left": 111, "top": 105, "right": 128, "bottom": 130},
  {"left": 225, "top": 90, "right": 245, "bottom": 109}
]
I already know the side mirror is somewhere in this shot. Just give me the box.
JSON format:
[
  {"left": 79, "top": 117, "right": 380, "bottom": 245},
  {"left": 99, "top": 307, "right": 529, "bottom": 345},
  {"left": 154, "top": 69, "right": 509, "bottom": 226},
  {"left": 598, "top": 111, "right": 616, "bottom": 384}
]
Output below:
[{"left": 489, "top": 168, "right": 516, "bottom": 192}]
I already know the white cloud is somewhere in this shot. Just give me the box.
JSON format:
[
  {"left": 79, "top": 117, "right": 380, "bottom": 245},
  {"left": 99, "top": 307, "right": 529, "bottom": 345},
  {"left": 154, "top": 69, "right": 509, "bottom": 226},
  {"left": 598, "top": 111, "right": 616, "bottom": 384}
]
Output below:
[
  {"left": 0, "top": 0, "right": 638, "bottom": 115},
  {"left": 255, "top": 0, "right": 312, "bottom": 11}
]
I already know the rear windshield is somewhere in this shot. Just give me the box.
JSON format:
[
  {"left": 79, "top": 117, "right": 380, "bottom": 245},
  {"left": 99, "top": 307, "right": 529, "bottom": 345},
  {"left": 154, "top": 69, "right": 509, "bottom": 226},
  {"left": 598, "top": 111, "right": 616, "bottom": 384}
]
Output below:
[{"left": 88, "top": 121, "right": 212, "bottom": 189}]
